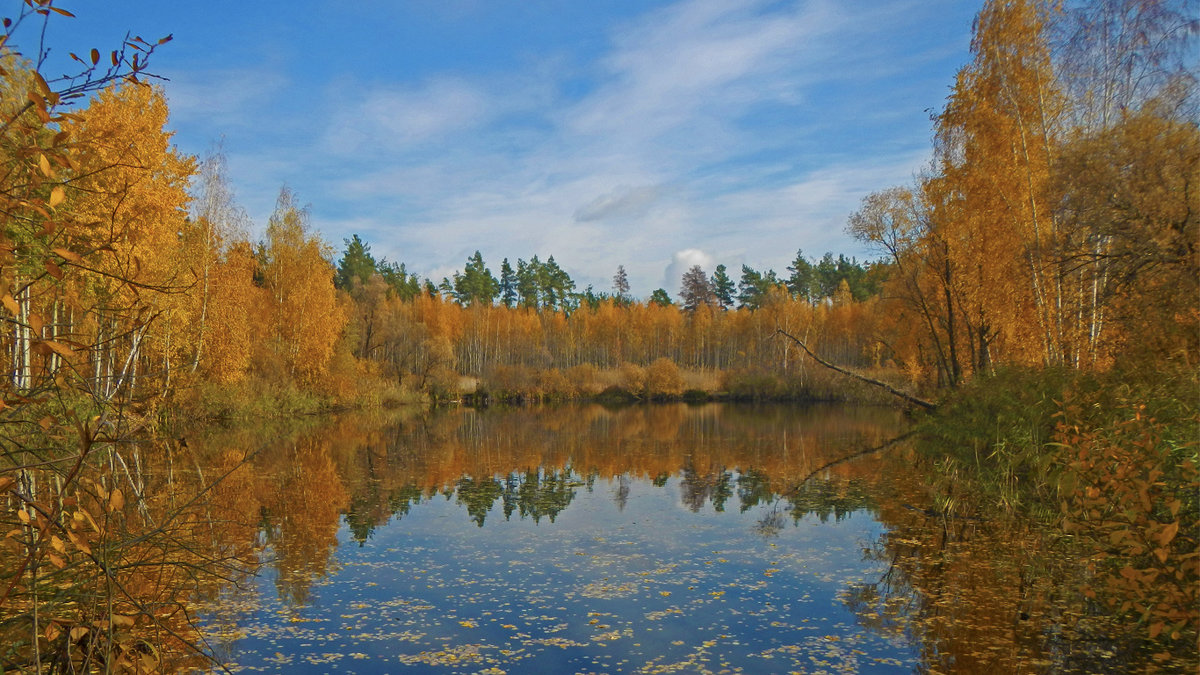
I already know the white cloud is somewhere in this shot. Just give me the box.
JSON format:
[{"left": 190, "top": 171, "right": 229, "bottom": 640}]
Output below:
[
  {"left": 323, "top": 77, "right": 492, "bottom": 153},
  {"left": 273, "top": 0, "right": 970, "bottom": 297},
  {"left": 574, "top": 184, "right": 665, "bottom": 222},
  {"left": 664, "top": 248, "right": 716, "bottom": 292},
  {"left": 165, "top": 65, "right": 288, "bottom": 128}
]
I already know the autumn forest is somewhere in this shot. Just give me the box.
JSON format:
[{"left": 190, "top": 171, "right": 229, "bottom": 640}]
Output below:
[{"left": 1, "top": 0, "right": 1197, "bottom": 672}]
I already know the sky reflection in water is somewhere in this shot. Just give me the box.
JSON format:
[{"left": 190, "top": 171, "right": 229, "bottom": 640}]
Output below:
[{"left": 199, "top": 404, "right": 916, "bottom": 673}]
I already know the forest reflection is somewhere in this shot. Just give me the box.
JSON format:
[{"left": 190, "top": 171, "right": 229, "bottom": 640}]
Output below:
[
  {"left": 178, "top": 403, "right": 1174, "bottom": 674},
  {"left": 185, "top": 403, "right": 901, "bottom": 603}
]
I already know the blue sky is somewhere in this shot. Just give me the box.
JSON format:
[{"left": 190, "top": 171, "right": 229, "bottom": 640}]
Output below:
[{"left": 33, "top": 0, "right": 980, "bottom": 298}]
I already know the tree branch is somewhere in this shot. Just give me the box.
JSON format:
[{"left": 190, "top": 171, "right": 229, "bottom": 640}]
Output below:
[{"left": 776, "top": 327, "right": 936, "bottom": 410}]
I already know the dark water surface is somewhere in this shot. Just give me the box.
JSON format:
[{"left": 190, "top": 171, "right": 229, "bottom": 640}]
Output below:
[{"left": 185, "top": 403, "right": 1126, "bottom": 673}]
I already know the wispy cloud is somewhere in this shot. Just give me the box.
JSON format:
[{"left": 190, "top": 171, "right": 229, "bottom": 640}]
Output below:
[
  {"left": 166, "top": 65, "right": 289, "bottom": 129},
  {"left": 213, "top": 0, "right": 971, "bottom": 296}
]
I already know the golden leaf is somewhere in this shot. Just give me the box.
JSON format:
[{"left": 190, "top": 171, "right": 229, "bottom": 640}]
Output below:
[
  {"left": 42, "top": 341, "right": 74, "bottom": 358},
  {"left": 44, "top": 259, "right": 63, "bottom": 280},
  {"left": 51, "top": 247, "right": 81, "bottom": 263},
  {"left": 1, "top": 294, "right": 16, "bottom": 315},
  {"left": 1157, "top": 520, "right": 1179, "bottom": 546},
  {"left": 67, "top": 530, "right": 92, "bottom": 555},
  {"left": 109, "top": 488, "right": 125, "bottom": 512},
  {"left": 110, "top": 614, "right": 135, "bottom": 628},
  {"left": 38, "top": 153, "right": 51, "bottom": 177},
  {"left": 48, "top": 552, "right": 66, "bottom": 569},
  {"left": 49, "top": 185, "right": 64, "bottom": 208}
]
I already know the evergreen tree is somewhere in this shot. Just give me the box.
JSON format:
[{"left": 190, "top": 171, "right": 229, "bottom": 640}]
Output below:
[
  {"left": 516, "top": 257, "right": 541, "bottom": 309},
  {"left": 649, "top": 288, "right": 673, "bottom": 306},
  {"left": 454, "top": 250, "right": 499, "bottom": 305},
  {"left": 814, "top": 252, "right": 839, "bottom": 300},
  {"left": 498, "top": 258, "right": 517, "bottom": 308},
  {"left": 612, "top": 264, "right": 631, "bottom": 301},
  {"left": 378, "top": 259, "right": 422, "bottom": 300},
  {"left": 711, "top": 264, "right": 735, "bottom": 309},
  {"left": 680, "top": 265, "right": 714, "bottom": 311},
  {"left": 785, "top": 249, "right": 815, "bottom": 302},
  {"left": 737, "top": 265, "right": 765, "bottom": 309},
  {"left": 336, "top": 234, "right": 377, "bottom": 290}
]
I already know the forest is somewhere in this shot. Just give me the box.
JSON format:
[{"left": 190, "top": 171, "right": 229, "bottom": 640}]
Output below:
[{"left": 1, "top": 0, "right": 1197, "bottom": 671}]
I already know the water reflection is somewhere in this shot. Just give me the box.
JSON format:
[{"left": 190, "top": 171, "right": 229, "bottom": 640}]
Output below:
[{"left": 177, "top": 403, "right": 1189, "bottom": 673}]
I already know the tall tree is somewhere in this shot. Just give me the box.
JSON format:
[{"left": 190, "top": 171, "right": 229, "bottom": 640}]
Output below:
[
  {"left": 336, "top": 234, "right": 377, "bottom": 291},
  {"left": 454, "top": 250, "right": 499, "bottom": 306},
  {"left": 499, "top": 258, "right": 517, "bottom": 308},
  {"left": 711, "top": 264, "right": 735, "bottom": 309},
  {"left": 260, "top": 187, "right": 345, "bottom": 384},
  {"left": 936, "top": 0, "right": 1064, "bottom": 367},
  {"left": 612, "top": 264, "right": 631, "bottom": 301},
  {"left": 786, "top": 250, "right": 815, "bottom": 302},
  {"left": 679, "top": 265, "right": 714, "bottom": 311}
]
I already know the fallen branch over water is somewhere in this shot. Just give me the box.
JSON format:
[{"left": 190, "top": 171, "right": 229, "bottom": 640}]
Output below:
[{"left": 776, "top": 328, "right": 937, "bottom": 411}]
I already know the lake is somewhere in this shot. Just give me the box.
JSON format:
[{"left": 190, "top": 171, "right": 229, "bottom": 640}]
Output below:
[{"left": 175, "top": 403, "right": 1148, "bottom": 673}]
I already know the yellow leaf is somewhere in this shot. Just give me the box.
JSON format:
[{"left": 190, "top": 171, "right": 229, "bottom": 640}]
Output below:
[
  {"left": 51, "top": 247, "right": 81, "bottom": 263},
  {"left": 18, "top": 509, "right": 30, "bottom": 524},
  {"left": 38, "top": 153, "right": 51, "bottom": 177},
  {"left": 42, "top": 341, "right": 74, "bottom": 358},
  {"left": 1, "top": 294, "right": 17, "bottom": 315},
  {"left": 70, "top": 626, "right": 89, "bottom": 642},
  {"left": 32, "top": 71, "right": 51, "bottom": 98},
  {"left": 109, "top": 488, "right": 125, "bottom": 512},
  {"left": 0, "top": 476, "right": 14, "bottom": 493},
  {"left": 110, "top": 614, "right": 135, "bottom": 628},
  {"left": 51, "top": 535, "right": 65, "bottom": 553},
  {"left": 67, "top": 530, "right": 91, "bottom": 555},
  {"left": 48, "top": 552, "right": 65, "bottom": 569},
  {"left": 49, "top": 185, "right": 64, "bottom": 208},
  {"left": 1157, "top": 520, "right": 1179, "bottom": 547}
]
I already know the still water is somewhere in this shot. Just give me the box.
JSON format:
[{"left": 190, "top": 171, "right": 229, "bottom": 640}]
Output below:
[{"left": 182, "top": 403, "right": 1116, "bottom": 673}]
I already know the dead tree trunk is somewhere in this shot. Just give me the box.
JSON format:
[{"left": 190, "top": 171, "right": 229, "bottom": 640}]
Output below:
[{"left": 776, "top": 328, "right": 936, "bottom": 411}]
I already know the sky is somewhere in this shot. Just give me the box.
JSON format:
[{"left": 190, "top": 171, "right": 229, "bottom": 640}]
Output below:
[{"left": 27, "top": 0, "right": 981, "bottom": 299}]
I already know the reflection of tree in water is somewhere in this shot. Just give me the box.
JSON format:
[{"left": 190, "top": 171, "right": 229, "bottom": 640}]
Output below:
[
  {"left": 456, "top": 475, "right": 504, "bottom": 527},
  {"left": 347, "top": 483, "right": 424, "bottom": 544},
  {"left": 753, "top": 504, "right": 787, "bottom": 539},
  {"left": 838, "top": 454, "right": 1185, "bottom": 675},
  {"left": 512, "top": 468, "right": 577, "bottom": 524},
  {"left": 679, "top": 463, "right": 733, "bottom": 512},
  {"left": 785, "top": 480, "right": 872, "bottom": 524},
  {"left": 737, "top": 470, "right": 773, "bottom": 512},
  {"left": 614, "top": 474, "right": 631, "bottom": 511},
  {"left": 259, "top": 438, "right": 348, "bottom": 606}
]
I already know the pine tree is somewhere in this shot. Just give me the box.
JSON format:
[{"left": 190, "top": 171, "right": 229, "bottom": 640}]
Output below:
[
  {"left": 612, "top": 265, "right": 631, "bottom": 301},
  {"left": 499, "top": 258, "right": 517, "bottom": 308},
  {"left": 336, "top": 234, "right": 376, "bottom": 291},
  {"left": 710, "top": 264, "right": 735, "bottom": 309},
  {"left": 680, "top": 265, "right": 714, "bottom": 311},
  {"left": 785, "top": 250, "right": 814, "bottom": 302}
]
